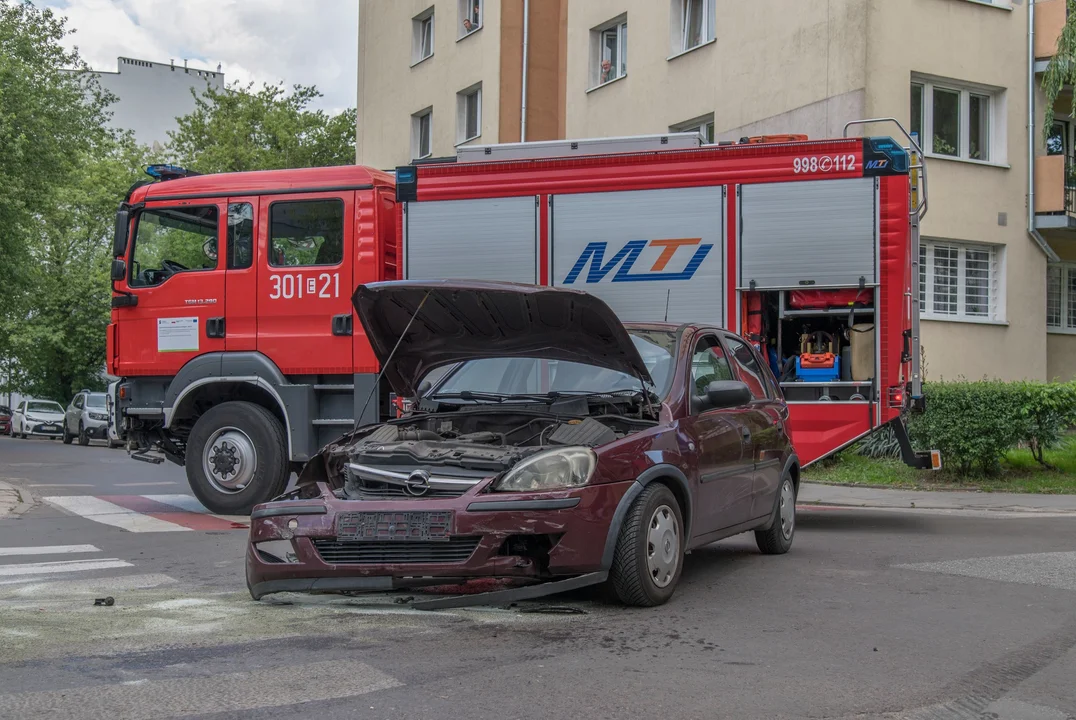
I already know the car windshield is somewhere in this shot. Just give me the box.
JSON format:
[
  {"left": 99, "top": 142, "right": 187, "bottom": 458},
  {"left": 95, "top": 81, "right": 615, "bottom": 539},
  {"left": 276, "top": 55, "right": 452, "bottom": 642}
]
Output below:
[
  {"left": 28, "top": 401, "right": 63, "bottom": 413},
  {"left": 86, "top": 393, "right": 106, "bottom": 408},
  {"left": 430, "top": 329, "right": 678, "bottom": 400},
  {"left": 0, "top": 406, "right": 9, "bottom": 415}
]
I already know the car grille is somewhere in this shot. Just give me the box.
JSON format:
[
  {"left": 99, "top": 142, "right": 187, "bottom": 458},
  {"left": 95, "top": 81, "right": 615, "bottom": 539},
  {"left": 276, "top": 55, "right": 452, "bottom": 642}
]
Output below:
[
  {"left": 312, "top": 537, "right": 481, "bottom": 565},
  {"left": 345, "top": 464, "right": 486, "bottom": 500}
]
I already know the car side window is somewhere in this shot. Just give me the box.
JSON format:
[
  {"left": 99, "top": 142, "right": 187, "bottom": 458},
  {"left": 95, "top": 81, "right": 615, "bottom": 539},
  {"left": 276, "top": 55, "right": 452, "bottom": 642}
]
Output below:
[
  {"left": 690, "top": 335, "right": 734, "bottom": 399},
  {"left": 724, "top": 335, "right": 769, "bottom": 400},
  {"left": 268, "top": 199, "right": 344, "bottom": 267},
  {"left": 74, "top": 395, "right": 84, "bottom": 409}
]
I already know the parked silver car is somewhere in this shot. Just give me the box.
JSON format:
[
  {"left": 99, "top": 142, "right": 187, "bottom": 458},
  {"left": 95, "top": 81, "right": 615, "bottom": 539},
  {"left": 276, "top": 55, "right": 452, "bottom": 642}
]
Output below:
[
  {"left": 63, "top": 390, "right": 117, "bottom": 447},
  {"left": 11, "top": 399, "right": 65, "bottom": 439}
]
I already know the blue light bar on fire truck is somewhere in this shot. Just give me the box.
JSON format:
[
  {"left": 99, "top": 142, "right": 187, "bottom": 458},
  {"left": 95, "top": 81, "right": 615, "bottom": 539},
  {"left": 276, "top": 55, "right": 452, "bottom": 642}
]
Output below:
[{"left": 144, "top": 164, "right": 197, "bottom": 181}]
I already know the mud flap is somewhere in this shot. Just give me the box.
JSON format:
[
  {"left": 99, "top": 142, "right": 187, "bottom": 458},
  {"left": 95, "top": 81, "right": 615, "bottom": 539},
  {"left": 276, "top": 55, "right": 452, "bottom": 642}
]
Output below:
[{"left": 892, "top": 417, "right": 933, "bottom": 470}]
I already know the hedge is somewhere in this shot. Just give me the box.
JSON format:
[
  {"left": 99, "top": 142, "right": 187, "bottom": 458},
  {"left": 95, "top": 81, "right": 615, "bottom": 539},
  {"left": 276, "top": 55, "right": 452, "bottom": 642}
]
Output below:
[{"left": 905, "top": 381, "right": 1076, "bottom": 475}]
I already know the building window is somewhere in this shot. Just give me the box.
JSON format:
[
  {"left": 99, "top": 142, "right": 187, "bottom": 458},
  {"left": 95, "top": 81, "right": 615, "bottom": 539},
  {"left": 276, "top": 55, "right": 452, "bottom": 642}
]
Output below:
[
  {"left": 1047, "top": 119, "right": 1071, "bottom": 157},
  {"left": 412, "top": 108, "right": 433, "bottom": 160},
  {"left": 671, "top": 0, "right": 715, "bottom": 54},
  {"left": 457, "top": 84, "right": 481, "bottom": 144},
  {"left": 412, "top": 8, "right": 434, "bottom": 65},
  {"left": 591, "top": 17, "right": 627, "bottom": 88},
  {"left": 459, "top": 0, "right": 481, "bottom": 37},
  {"left": 671, "top": 114, "right": 715, "bottom": 144},
  {"left": 910, "top": 77, "right": 1001, "bottom": 162},
  {"left": 919, "top": 240, "right": 1002, "bottom": 322},
  {"left": 1048, "top": 264, "right": 1076, "bottom": 332}
]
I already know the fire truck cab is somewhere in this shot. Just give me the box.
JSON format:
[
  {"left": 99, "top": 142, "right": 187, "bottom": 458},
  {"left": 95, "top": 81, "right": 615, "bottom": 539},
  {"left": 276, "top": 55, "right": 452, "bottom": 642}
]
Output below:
[{"left": 108, "top": 165, "right": 399, "bottom": 514}]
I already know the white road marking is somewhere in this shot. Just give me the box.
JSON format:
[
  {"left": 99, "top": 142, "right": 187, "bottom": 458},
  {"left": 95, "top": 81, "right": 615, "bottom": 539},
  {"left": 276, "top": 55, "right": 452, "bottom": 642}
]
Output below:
[
  {"left": 0, "top": 659, "right": 401, "bottom": 719},
  {"left": 29, "top": 483, "right": 93, "bottom": 488},
  {"left": 0, "top": 573, "right": 175, "bottom": 593},
  {"left": 42, "top": 496, "right": 191, "bottom": 533},
  {"left": 0, "top": 545, "right": 99, "bottom": 557},
  {"left": 111, "top": 482, "right": 177, "bottom": 487},
  {"left": 142, "top": 494, "right": 250, "bottom": 524},
  {"left": 0, "top": 558, "right": 133, "bottom": 577}
]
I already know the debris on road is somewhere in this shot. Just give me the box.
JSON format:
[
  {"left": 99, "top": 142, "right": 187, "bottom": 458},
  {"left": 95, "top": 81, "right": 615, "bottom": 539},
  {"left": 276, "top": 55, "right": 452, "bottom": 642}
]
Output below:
[{"left": 93, "top": 596, "right": 115, "bottom": 607}]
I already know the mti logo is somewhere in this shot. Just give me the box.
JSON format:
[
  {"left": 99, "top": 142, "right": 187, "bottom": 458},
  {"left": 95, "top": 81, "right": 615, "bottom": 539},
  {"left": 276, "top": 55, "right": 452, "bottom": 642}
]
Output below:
[
  {"left": 864, "top": 159, "right": 889, "bottom": 170},
  {"left": 563, "top": 238, "right": 713, "bottom": 284}
]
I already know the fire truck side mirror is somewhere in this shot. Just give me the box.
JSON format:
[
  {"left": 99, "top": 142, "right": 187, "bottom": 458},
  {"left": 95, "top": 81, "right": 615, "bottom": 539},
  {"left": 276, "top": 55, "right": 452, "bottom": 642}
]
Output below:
[
  {"left": 113, "top": 209, "right": 130, "bottom": 257},
  {"left": 111, "top": 258, "right": 127, "bottom": 282}
]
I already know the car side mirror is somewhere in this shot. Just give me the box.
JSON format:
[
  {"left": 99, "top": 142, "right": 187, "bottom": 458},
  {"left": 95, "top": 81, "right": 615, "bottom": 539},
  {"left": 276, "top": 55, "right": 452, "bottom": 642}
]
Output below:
[
  {"left": 111, "top": 258, "right": 127, "bottom": 282},
  {"left": 706, "top": 380, "right": 752, "bottom": 409},
  {"left": 416, "top": 380, "right": 432, "bottom": 397},
  {"left": 113, "top": 209, "right": 129, "bottom": 257}
]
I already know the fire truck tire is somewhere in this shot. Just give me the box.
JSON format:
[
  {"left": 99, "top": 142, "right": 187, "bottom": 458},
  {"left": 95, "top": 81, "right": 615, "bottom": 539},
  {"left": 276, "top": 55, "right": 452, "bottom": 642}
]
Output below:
[{"left": 185, "top": 401, "right": 290, "bottom": 516}]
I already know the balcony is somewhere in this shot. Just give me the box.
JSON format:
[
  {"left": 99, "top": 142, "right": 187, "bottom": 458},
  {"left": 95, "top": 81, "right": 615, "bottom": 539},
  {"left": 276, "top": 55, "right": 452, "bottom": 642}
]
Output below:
[
  {"left": 1035, "top": 153, "right": 1076, "bottom": 230},
  {"left": 1035, "top": 0, "right": 1066, "bottom": 73}
]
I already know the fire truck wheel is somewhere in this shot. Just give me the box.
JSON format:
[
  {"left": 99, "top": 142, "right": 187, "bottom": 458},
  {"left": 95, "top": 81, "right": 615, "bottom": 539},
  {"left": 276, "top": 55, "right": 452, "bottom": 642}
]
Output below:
[{"left": 185, "top": 401, "right": 289, "bottom": 515}]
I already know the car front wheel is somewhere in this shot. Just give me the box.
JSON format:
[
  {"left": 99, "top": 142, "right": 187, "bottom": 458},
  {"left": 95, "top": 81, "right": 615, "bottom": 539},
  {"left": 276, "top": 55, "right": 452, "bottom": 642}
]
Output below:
[
  {"left": 755, "top": 472, "right": 796, "bottom": 555},
  {"left": 62, "top": 423, "right": 73, "bottom": 444},
  {"left": 609, "top": 483, "right": 684, "bottom": 607}
]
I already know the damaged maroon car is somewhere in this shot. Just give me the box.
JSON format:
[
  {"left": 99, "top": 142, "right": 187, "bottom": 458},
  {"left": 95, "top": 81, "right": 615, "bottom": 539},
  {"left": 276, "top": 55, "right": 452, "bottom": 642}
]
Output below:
[{"left": 246, "top": 281, "right": 799, "bottom": 607}]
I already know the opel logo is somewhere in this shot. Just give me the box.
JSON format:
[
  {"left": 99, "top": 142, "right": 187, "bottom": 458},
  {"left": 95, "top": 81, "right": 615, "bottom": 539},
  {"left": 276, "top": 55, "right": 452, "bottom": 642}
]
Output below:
[{"left": 404, "top": 469, "right": 432, "bottom": 496}]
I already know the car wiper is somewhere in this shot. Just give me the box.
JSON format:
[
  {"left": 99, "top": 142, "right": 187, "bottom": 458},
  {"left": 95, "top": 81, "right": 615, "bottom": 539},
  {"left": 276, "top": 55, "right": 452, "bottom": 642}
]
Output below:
[{"left": 429, "top": 391, "right": 509, "bottom": 403}]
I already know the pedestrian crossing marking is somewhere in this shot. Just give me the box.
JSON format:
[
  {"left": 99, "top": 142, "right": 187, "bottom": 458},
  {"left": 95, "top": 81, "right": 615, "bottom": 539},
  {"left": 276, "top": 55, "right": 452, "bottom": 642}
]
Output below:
[
  {"left": 0, "top": 558, "right": 133, "bottom": 577},
  {"left": 0, "top": 544, "right": 99, "bottom": 557},
  {"left": 42, "top": 494, "right": 251, "bottom": 533}
]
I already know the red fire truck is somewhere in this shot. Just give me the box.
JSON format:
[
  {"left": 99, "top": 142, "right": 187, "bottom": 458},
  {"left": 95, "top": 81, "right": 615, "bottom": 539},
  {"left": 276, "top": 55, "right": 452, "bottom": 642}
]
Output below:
[{"left": 108, "top": 121, "right": 930, "bottom": 514}]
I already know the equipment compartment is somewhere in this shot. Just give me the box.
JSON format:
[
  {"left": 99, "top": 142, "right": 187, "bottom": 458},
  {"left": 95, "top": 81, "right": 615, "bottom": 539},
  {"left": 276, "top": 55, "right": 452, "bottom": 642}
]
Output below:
[{"left": 741, "top": 289, "right": 876, "bottom": 403}]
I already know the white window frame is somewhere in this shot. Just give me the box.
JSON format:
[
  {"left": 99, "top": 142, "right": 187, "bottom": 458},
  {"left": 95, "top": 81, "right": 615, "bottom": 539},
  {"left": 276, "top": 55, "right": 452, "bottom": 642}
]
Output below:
[
  {"left": 412, "top": 108, "right": 433, "bottom": 160},
  {"left": 458, "top": 0, "right": 482, "bottom": 38},
  {"left": 1048, "top": 263, "right": 1076, "bottom": 334},
  {"left": 589, "top": 17, "right": 627, "bottom": 90},
  {"left": 671, "top": 114, "right": 715, "bottom": 144},
  {"left": 669, "top": 0, "right": 715, "bottom": 57},
  {"left": 910, "top": 75, "right": 1005, "bottom": 165},
  {"left": 412, "top": 8, "right": 435, "bottom": 66},
  {"left": 919, "top": 239, "right": 1005, "bottom": 324},
  {"left": 456, "top": 83, "right": 482, "bottom": 145}
]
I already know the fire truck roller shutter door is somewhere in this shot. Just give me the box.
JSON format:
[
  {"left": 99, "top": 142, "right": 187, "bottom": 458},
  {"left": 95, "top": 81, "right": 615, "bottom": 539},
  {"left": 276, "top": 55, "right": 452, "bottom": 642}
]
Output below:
[
  {"left": 739, "top": 177, "right": 876, "bottom": 290},
  {"left": 405, "top": 196, "right": 538, "bottom": 283},
  {"left": 551, "top": 186, "right": 724, "bottom": 326}
]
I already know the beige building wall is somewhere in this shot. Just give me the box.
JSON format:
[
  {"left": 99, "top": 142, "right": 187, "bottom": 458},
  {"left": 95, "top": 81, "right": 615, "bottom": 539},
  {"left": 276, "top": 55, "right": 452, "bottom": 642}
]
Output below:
[
  {"left": 564, "top": 0, "right": 869, "bottom": 141},
  {"left": 358, "top": 0, "right": 504, "bottom": 169}
]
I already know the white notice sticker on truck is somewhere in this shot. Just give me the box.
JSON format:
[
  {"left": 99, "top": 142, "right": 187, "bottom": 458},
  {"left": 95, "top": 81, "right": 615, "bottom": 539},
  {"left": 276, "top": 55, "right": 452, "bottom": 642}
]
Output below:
[{"left": 157, "top": 317, "right": 199, "bottom": 353}]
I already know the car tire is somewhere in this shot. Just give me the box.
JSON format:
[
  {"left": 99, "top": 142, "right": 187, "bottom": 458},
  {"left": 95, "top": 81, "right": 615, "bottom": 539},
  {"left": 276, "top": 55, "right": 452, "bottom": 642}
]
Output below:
[
  {"left": 609, "top": 483, "right": 685, "bottom": 607},
  {"left": 755, "top": 472, "right": 796, "bottom": 555},
  {"left": 62, "top": 424, "right": 73, "bottom": 444},
  {"left": 77, "top": 422, "right": 90, "bottom": 446},
  {"left": 185, "top": 401, "right": 290, "bottom": 516}
]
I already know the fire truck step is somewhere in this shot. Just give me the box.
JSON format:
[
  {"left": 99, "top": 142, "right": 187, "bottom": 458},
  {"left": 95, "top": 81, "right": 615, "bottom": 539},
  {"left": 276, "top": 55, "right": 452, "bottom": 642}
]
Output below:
[
  {"left": 312, "top": 419, "right": 355, "bottom": 427},
  {"left": 313, "top": 384, "right": 355, "bottom": 392}
]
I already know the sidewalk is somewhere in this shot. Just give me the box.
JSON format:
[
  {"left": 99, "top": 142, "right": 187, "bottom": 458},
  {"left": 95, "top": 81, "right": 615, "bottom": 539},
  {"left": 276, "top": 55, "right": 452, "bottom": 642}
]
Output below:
[
  {"left": 0, "top": 481, "right": 30, "bottom": 519},
  {"left": 800, "top": 482, "right": 1076, "bottom": 514}
]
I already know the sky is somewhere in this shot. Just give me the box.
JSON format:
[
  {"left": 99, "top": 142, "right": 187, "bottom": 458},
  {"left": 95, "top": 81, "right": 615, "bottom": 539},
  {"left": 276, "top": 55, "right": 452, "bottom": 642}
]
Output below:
[{"left": 36, "top": 0, "right": 359, "bottom": 113}]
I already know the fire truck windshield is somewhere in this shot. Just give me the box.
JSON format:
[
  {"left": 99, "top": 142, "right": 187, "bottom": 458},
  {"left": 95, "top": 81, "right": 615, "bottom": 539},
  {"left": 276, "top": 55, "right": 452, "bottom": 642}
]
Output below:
[{"left": 128, "top": 206, "right": 219, "bottom": 287}]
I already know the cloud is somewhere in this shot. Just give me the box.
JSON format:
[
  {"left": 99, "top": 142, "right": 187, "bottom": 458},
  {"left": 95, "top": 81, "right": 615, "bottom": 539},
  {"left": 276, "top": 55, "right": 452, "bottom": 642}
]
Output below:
[{"left": 36, "top": 0, "right": 358, "bottom": 113}]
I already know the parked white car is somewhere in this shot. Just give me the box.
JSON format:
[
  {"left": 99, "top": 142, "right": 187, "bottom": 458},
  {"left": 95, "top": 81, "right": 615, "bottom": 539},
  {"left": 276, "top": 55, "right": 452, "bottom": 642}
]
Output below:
[{"left": 11, "top": 399, "right": 66, "bottom": 439}]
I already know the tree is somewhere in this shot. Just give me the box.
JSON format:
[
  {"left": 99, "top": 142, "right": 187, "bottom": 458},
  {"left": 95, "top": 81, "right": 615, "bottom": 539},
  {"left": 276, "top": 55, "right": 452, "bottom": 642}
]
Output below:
[
  {"left": 167, "top": 82, "right": 357, "bottom": 173},
  {"left": 1042, "top": 0, "right": 1076, "bottom": 143}
]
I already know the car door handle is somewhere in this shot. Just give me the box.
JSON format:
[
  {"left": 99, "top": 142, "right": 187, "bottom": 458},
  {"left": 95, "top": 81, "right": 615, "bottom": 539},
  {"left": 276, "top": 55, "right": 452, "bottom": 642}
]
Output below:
[
  {"left": 332, "top": 313, "right": 353, "bottom": 337},
  {"left": 206, "top": 317, "right": 225, "bottom": 339}
]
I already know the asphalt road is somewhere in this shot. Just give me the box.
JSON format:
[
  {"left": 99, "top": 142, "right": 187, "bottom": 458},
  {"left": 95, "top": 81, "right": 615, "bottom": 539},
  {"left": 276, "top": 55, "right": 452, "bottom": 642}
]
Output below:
[{"left": 3, "top": 435, "right": 1076, "bottom": 720}]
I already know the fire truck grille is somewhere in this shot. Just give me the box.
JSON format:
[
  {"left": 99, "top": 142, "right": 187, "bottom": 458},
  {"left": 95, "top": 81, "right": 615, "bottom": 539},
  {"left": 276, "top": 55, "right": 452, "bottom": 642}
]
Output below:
[{"left": 312, "top": 538, "right": 481, "bottom": 565}]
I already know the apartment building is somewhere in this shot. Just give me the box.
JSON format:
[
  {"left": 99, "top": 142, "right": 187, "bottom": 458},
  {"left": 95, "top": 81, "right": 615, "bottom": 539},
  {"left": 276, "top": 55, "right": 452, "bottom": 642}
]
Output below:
[{"left": 356, "top": 0, "right": 1075, "bottom": 383}]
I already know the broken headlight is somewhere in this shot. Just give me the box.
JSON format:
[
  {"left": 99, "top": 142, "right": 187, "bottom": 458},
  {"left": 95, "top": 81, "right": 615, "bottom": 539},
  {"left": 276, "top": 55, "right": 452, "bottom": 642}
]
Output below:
[{"left": 493, "top": 447, "right": 596, "bottom": 492}]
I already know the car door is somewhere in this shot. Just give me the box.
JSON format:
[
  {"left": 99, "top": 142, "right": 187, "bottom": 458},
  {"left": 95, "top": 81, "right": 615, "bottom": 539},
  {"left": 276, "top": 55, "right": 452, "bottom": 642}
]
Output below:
[
  {"left": 723, "top": 334, "right": 785, "bottom": 519},
  {"left": 66, "top": 394, "right": 83, "bottom": 433},
  {"left": 678, "top": 333, "right": 754, "bottom": 536},
  {"left": 114, "top": 203, "right": 228, "bottom": 376},
  {"left": 256, "top": 194, "right": 354, "bottom": 375}
]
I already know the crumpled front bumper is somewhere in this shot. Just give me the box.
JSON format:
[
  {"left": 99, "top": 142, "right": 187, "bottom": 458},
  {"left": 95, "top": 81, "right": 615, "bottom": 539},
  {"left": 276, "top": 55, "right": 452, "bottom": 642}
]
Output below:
[{"left": 245, "top": 479, "right": 633, "bottom": 600}]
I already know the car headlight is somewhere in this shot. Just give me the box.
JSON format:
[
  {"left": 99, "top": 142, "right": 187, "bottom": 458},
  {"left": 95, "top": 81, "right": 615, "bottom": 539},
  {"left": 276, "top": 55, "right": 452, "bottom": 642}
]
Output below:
[
  {"left": 89, "top": 412, "right": 108, "bottom": 421},
  {"left": 493, "top": 447, "right": 597, "bottom": 492},
  {"left": 254, "top": 540, "right": 298, "bottom": 564}
]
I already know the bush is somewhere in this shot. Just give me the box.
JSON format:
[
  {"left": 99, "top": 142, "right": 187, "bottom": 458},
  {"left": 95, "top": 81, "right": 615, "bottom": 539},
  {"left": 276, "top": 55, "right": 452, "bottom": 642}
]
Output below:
[{"left": 908, "top": 381, "right": 1076, "bottom": 475}]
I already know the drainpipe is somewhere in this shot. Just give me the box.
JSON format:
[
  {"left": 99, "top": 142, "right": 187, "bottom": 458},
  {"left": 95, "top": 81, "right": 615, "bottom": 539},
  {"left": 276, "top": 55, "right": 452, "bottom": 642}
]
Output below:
[
  {"left": 1029, "top": 0, "right": 1062, "bottom": 262},
  {"left": 521, "top": 0, "right": 530, "bottom": 142}
]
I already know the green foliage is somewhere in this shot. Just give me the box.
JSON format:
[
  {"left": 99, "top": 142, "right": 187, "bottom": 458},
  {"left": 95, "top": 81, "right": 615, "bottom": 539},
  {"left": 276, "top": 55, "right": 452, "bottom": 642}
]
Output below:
[
  {"left": 1042, "top": 0, "right": 1076, "bottom": 144},
  {"left": 908, "top": 381, "right": 1076, "bottom": 475},
  {"left": 857, "top": 424, "right": 902, "bottom": 460},
  {"left": 167, "top": 82, "right": 357, "bottom": 173}
]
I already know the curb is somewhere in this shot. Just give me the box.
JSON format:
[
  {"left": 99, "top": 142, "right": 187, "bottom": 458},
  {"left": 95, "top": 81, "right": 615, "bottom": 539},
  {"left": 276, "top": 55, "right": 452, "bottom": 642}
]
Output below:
[
  {"left": 0, "top": 481, "right": 35, "bottom": 519},
  {"left": 797, "top": 499, "right": 1076, "bottom": 515}
]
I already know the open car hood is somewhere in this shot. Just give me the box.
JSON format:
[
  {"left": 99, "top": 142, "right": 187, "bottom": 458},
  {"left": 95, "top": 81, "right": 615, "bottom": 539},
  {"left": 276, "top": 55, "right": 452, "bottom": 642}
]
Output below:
[{"left": 352, "top": 280, "right": 654, "bottom": 397}]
